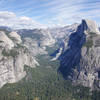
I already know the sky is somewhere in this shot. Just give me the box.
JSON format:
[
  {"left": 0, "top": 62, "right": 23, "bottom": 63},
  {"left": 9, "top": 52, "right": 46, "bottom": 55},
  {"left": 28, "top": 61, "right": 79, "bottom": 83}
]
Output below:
[{"left": 0, "top": 0, "right": 100, "bottom": 29}]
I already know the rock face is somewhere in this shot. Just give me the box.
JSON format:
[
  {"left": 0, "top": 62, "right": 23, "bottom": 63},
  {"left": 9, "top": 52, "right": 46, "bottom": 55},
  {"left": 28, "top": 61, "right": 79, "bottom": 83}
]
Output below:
[
  {"left": 17, "top": 29, "right": 55, "bottom": 56},
  {"left": 0, "top": 31, "right": 14, "bottom": 49},
  {"left": 58, "top": 19, "right": 100, "bottom": 90},
  {"left": 9, "top": 31, "right": 22, "bottom": 44},
  {"left": 50, "top": 23, "right": 78, "bottom": 40},
  {"left": 81, "top": 19, "right": 100, "bottom": 34},
  {"left": 18, "top": 29, "right": 55, "bottom": 47},
  {"left": 49, "top": 23, "right": 79, "bottom": 61},
  {"left": 38, "top": 29, "right": 55, "bottom": 46},
  {"left": 0, "top": 30, "right": 37, "bottom": 88},
  {"left": 23, "top": 38, "right": 47, "bottom": 56}
]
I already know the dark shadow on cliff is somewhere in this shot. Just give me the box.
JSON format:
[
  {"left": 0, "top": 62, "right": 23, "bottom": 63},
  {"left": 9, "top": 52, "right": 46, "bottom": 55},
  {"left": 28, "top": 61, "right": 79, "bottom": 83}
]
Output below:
[{"left": 58, "top": 22, "right": 87, "bottom": 79}]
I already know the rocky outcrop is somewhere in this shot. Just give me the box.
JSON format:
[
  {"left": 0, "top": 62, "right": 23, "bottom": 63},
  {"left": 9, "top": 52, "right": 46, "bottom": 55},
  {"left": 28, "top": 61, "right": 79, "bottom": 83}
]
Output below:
[
  {"left": 49, "top": 23, "right": 79, "bottom": 61},
  {"left": 17, "top": 29, "right": 55, "bottom": 56},
  {"left": 58, "top": 19, "right": 100, "bottom": 90},
  {"left": 38, "top": 29, "right": 55, "bottom": 46},
  {"left": 18, "top": 29, "right": 55, "bottom": 47},
  {"left": 0, "top": 31, "right": 14, "bottom": 49},
  {"left": 50, "top": 23, "right": 78, "bottom": 40},
  {"left": 9, "top": 31, "right": 22, "bottom": 44},
  {"left": 23, "top": 38, "right": 47, "bottom": 56},
  {"left": 81, "top": 19, "right": 100, "bottom": 35},
  {"left": 0, "top": 30, "right": 37, "bottom": 88}
]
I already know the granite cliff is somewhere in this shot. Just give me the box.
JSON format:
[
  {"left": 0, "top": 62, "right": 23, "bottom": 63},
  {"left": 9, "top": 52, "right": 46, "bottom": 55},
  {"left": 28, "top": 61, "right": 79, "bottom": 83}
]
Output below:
[
  {"left": 0, "top": 30, "right": 37, "bottom": 88},
  {"left": 58, "top": 19, "right": 100, "bottom": 90}
]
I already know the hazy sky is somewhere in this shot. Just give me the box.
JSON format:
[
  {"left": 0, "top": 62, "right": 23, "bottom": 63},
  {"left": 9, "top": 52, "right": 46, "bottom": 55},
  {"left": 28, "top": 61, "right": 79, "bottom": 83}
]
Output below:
[{"left": 0, "top": 0, "right": 100, "bottom": 29}]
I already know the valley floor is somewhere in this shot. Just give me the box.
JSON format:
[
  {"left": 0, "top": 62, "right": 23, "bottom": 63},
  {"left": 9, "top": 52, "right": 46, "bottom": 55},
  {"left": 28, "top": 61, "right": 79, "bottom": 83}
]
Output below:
[{"left": 0, "top": 54, "right": 100, "bottom": 100}]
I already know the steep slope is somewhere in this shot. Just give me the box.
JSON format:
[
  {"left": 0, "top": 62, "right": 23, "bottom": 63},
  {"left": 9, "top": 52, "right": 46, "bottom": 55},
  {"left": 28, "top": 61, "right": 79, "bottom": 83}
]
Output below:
[
  {"left": 18, "top": 29, "right": 55, "bottom": 46},
  {"left": 50, "top": 23, "right": 78, "bottom": 40},
  {"left": 17, "top": 29, "right": 55, "bottom": 56},
  {"left": 0, "top": 30, "right": 37, "bottom": 88},
  {"left": 49, "top": 23, "right": 79, "bottom": 61},
  {"left": 8, "top": 31, "right": 22, "bottom": 44},
  {"left": 0, "top": 31, "right": 14, "bottom": 49},
  {"left": 58, "top": 19, "right": 100, "bottom": 90}
]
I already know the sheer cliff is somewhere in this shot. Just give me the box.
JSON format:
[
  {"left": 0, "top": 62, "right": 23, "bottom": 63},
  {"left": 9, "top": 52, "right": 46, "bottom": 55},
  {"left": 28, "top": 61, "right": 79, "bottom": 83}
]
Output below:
[
  {"left": 58, "top": 19, "right": 100, "bottom": 90},
  {"left": 0, "top": 30, "right": 37, "bottom": 88}
]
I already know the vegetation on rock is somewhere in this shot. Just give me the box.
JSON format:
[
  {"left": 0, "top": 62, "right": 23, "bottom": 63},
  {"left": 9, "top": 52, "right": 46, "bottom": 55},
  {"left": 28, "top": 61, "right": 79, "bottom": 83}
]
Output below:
[{"left": 2, "top": 48, "right": 19, "bottom": 57}]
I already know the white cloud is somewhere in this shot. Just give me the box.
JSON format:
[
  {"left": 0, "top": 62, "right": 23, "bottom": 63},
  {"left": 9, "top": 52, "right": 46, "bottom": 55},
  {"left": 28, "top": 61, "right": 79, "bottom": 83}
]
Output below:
[
  {"left": 41, "top": 0, "right": 100, "bottom": 27},
  {"left": 20, "top": 16, "right": 30, "bottom": 21},
  {"left": 0, "top": 0, "right": 99, "bottom": 28},
  {"left": 0, "top": 11, "right": 46, "bottom": 29},
  {"left": 0, "top": 11, "right": 16, "bottom": 19}
]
